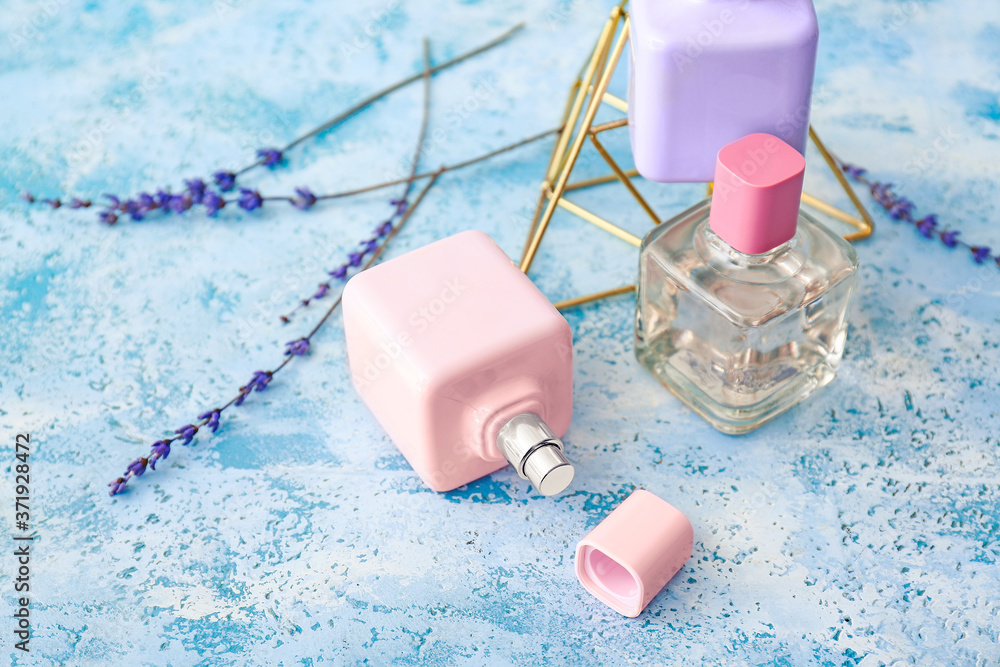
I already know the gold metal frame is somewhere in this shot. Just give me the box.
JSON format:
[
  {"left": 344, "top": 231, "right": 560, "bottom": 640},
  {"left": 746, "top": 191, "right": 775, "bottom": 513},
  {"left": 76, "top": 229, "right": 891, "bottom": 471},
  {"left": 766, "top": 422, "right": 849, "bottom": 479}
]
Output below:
[{"left": 520, "top": 5, "right": 875, "bottom": 310}]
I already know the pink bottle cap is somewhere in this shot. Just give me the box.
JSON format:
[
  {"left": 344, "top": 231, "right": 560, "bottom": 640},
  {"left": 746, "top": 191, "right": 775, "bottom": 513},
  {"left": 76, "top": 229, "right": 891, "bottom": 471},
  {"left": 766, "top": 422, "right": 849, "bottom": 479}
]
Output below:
[
  {"left": 575, "top": 489, "right": 693, "bottom": 617},
  {"left": 708, "top": 133, "right": 806, "bottom": 255}
]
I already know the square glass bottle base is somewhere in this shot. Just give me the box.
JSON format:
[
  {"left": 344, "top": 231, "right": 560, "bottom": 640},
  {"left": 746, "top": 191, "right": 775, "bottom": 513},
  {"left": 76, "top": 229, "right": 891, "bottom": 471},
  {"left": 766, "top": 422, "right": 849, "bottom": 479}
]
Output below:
[
  {"left": 633, "top": 197, "right": 858, "bottom": 436},
  {"left": 635, "top": 335, "right": 840, "bottom": 435}
]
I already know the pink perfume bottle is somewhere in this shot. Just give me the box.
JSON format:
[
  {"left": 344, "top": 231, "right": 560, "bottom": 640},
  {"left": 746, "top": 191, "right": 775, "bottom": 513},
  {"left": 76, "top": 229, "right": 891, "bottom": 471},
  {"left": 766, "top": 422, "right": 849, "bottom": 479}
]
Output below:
[
  {"left": 635, "top": 133, "right": 859, "bottom": 433},
  {"left": 629, "top": 0, "right": 819, "bottom": 182},
  {"left": 342, "top": 230, "right": 575, "bottom": 496}
]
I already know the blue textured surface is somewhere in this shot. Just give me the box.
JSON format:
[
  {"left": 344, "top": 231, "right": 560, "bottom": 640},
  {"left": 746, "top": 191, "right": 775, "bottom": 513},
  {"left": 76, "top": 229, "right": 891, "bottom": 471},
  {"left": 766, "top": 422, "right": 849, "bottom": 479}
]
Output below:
[{"left": 2, "top": 1, "right": 1000, "bottom": 664}]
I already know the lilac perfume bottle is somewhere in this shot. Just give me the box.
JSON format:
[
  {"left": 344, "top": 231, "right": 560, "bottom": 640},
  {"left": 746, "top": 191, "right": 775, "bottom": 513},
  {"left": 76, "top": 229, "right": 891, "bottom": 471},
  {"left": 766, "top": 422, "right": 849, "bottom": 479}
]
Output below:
[
  {"left": 635, "top": 134, "right": 859, "bottom": 433},
  {"left": 629, "top": 0, "right": 819, "bottom": 182}
]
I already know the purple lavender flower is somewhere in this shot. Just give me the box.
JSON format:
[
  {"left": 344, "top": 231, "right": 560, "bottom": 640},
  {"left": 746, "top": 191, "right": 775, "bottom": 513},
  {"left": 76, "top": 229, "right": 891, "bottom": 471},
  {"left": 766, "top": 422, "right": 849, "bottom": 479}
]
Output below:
[
  {"left": 174, "top": 424, "right": 198, "bottom": 445},
  {"left": 842, "top": 164, "right": 866, "bottom": 179},
  {"left": 44, "top": 198, "right": 62, "bottom": 209},
  {"left": 285, "top": 338, "right": 310, "bottom": 356},
  {"left": 99, "top": 210, "right": 118, "bottom": 225},
  {"left": 137, "top": 193, "right": 156, "bottom": 211},
  {"left": 235, "top": 371, "right": 271, "bottom": 406},
  {"left": 257, "top": 148, "right": 283, "bottom": 168},
  {"left": 155, "top": 189, "right": 173, "bottom": 209},
  {"left": 971, "top": 246, "right": 991, "bottom": 263},
  {"left": 843, "top": 166, "right": 1000, "bottom": 269},
  {"left": 122, "top": 199, "right": 145, "bottom": 221},
  {"left": 915, "top": 215, "right": 938, "bottom": 238},
  {"left": 313, "top": 283, "right": 330, "bottom": 299},
  {"left": 149, "top": 440, "right": 171, "bottom": 469},
  {"left": 203, "top": 190, "right": 226, "bottom": 217},
  {"left": 234, "top": 386, "right": 252, "bottom": 407},
  {"left": 185, "top": 178, "right": 207, "bottom": 204},
  {"left": 126, "top": 457, "right": 149, "bottom": 478},
  {"left": 292, "top": 187, "right": 317, "bottom": 210},
  {"left": 390, "top": 197, "right": 408, "bottom": 216},
  {"left": 108, "top": 477, "right": 128, "bottom": 495},
  {"left": 104, "top": 194, "right": 121, "bottom": 209},
  {"left": 238, "top": 188, "right": 263, "bottom": 211},
  {"left": 169, "top": 194, "right": 193, "bottom": 214},
  {"left": 348, "top": 252, "right": 363, "bottom": 267},
  {"left": 198, "top": 409, "right": 222, "bottom": 433},
  {"left": 20, "top": 192, "right": 35, "bottom": 203},
  {"left": 870, "top": 182, "right": 895, "bottom": 206},
  {"left": 69, "top": 198, "right": 92, "bottom": 209},
  {"left": 249, "top": 370, "right": 272, "bottom": 391},
  {"left": 214, "top": 171, "right": 237, "bottom": 192},
  {"left": 888, "top": 198, "right": 914, "bottom": 220},
  {"left": 363, "top": 239, "right": 378, "bottom": 254},
  {"left": 376, "top": 221, "right": 393, "bottom": 238},
  {"left": 329, "top": 265, "right": 349, "bottom": 280}
]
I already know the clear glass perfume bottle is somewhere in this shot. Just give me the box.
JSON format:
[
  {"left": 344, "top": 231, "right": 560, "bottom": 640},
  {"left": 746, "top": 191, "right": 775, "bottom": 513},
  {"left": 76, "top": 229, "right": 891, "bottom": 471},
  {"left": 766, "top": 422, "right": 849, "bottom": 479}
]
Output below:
[{"left": 635, "top": 134, "right": 859, "bottom": 434}]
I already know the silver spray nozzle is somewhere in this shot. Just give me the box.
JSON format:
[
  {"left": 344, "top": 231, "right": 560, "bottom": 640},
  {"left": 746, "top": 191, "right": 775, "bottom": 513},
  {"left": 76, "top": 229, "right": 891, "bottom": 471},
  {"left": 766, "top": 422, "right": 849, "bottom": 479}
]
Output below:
[{"left": 496, "top": 413, "right": 575, "bottom": 497}]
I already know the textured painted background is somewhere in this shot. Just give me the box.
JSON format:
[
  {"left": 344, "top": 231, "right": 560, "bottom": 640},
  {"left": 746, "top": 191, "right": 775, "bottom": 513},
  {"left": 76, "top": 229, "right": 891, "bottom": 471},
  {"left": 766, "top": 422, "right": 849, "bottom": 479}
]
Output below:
[{"left": 2, "top": 0, "right": 999, "bottom": 664}]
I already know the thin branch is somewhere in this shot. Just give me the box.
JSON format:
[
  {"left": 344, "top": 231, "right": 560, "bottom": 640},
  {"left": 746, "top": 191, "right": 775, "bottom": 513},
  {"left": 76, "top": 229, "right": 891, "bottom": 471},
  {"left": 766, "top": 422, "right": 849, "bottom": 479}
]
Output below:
[
  {"left": 235, "top": 24, "right": 524, "bottom": 175},
  {"left": 294, "top": 127, "right": 562, "bottom": 202},
  {"left": 399, "top": 38, "right": 434, "bottom": 204}
]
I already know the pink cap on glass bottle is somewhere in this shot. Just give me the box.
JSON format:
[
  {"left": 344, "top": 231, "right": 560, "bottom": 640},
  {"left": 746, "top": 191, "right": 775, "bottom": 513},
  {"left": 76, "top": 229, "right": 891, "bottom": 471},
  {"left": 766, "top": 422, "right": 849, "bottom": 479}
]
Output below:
[{"left": 709, "top": 133, "right": 806, "bottom": 255}]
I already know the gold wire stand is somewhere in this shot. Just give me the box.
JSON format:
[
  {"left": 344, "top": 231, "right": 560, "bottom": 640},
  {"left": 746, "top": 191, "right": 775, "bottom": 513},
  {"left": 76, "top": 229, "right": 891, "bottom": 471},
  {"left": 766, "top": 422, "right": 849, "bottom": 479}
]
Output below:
[{"left": 521, "top": 5, "right": 875, "bottom": 311}]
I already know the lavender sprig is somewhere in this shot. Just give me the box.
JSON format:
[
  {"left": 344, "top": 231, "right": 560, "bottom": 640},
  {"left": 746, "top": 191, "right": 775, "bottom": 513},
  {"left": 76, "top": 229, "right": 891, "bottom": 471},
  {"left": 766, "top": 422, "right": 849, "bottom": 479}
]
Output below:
[
  {"left": 842, "top": 164, "right": 996, "bottom": 267},
  {"left": 47, "top": 127, "right": 555, "bottom": 229},
  {"left": 92, "top": 127, "right": 559, "bottom": 227},
  {"left": 21, "top": 26, "right": 524, "bottom": 224}
]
